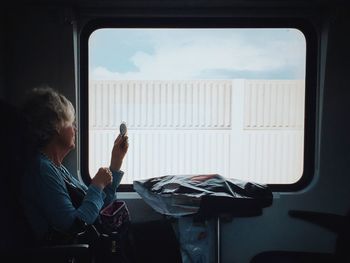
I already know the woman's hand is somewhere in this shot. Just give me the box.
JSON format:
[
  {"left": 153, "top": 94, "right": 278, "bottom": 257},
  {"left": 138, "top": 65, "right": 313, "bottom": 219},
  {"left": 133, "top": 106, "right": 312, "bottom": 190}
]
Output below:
[
  {"left": 91, "top": 167, "right": 113, "bottom": 190},
  {"left": 110, "top": 134, "right": 129, "bottom": 172}
]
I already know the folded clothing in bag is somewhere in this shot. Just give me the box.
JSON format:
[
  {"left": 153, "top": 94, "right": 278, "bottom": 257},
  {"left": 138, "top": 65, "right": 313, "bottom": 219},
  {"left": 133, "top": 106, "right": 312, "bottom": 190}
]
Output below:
[
  {"left": 100, "top": 200, "right": 130, "bottom": 233},
  {"left": 133, "top": 174, "right": 273, "bottom": 217}
]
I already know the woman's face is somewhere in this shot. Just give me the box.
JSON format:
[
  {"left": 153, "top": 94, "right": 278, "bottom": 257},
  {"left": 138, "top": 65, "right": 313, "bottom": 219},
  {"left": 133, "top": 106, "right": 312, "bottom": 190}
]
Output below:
[{"left": 58, "top": 118, "right": 77, "bottom": 150}]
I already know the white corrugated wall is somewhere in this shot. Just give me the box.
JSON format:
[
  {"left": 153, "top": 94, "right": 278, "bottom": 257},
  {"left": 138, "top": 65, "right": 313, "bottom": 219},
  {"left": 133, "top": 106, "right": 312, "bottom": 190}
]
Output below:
[{"left": 88, "top": 79, "right": 304, "bottom": 184}]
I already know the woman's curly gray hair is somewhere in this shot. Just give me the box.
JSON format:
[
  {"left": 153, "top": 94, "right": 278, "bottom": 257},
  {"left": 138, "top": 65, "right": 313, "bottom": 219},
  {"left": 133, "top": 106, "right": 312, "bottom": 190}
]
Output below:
[{"left": 21, "top": 86, "right": 75, "bottom": 148}]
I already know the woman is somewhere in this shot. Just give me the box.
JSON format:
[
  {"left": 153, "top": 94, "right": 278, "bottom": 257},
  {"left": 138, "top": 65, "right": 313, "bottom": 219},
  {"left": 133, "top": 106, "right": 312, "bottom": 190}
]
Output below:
[{"left": 20, "top": 86, "right": 129, "bottom": 242}]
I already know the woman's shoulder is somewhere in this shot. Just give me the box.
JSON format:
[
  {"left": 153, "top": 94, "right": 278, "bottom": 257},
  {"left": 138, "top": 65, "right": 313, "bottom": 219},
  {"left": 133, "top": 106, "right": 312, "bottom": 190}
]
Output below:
[
  {"left": 21, "top": 153, "right": 63, "bottom": 189},
  {"left": 37, "top": 154, "right": 62, "bottom": 177}
]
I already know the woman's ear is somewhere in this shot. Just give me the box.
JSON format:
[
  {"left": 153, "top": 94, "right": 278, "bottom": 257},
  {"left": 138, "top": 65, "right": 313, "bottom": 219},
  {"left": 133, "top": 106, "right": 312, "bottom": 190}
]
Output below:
[{"left": 54, "top": 121, "right": 63, "bottom": 135}]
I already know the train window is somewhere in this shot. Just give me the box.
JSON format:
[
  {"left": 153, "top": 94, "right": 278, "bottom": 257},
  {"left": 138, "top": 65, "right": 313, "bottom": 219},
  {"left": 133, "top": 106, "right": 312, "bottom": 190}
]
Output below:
[{"left": 80, "top": 19, "right": 317, "bottom": 191}]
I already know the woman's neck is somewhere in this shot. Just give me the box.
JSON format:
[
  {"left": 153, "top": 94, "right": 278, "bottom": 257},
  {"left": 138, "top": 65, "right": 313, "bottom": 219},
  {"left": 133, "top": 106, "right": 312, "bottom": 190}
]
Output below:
[{"left": 41, "top": 143, "right": 68, "bottom": 166}]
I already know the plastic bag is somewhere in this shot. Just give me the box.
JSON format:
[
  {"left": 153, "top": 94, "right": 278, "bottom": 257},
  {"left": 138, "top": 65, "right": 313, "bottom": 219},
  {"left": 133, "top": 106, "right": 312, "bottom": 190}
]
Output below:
[
  {"left": 133, "top": 174, "right": 272, "bottom": 217},
  {"left": 173, "top": 217, "right": 215, "bottom": 263}
]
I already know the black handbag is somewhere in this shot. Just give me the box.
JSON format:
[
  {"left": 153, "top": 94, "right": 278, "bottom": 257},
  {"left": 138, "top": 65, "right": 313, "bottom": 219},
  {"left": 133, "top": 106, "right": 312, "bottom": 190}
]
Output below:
[
  {"left": 45, "top": 178, "right": 89, "bottom": 245},
  {"left": 63, "top": 178, "right": 86, "bottom": 209}
]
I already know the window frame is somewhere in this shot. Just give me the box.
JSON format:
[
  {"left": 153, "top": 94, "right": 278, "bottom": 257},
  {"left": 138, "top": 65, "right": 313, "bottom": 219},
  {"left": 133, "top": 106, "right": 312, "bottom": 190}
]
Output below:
[{"left": 79, "top": 17, "right": 318, "bottom": 192}]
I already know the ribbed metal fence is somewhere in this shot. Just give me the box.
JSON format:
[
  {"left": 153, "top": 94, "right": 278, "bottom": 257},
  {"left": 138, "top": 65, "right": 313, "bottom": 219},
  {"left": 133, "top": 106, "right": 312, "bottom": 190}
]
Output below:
[{"left": 89, "top": 79, "right": 304, "bottom": 184}]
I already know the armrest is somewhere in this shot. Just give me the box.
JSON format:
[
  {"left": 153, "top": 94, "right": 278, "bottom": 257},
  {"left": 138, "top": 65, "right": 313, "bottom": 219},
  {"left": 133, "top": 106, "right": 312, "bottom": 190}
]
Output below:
[
  {"left": 2, "top": 244, "right": 90, "bottom": 262},
  {"left": 27, "top": 218, "right": 93, "bottom": 262},
  {"left": 289, "top": 210, "right": 347, "bottom": 233},
  {"left": 48, "top": 218, "right": 96, "bottom": 245},
  {"left": 34, "top": 244, "right": 90, "bottom": 259}
]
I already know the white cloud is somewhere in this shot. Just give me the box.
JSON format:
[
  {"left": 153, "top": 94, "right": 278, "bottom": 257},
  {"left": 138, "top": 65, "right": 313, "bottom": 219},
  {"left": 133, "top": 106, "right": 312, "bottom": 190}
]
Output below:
[{"left": 90, "top": 30, "right": 306, "bottom": 80}]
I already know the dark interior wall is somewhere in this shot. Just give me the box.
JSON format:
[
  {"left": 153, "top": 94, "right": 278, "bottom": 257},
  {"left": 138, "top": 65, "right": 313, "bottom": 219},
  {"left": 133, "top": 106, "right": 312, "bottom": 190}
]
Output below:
[
  {"left": 319, "top": 9, "right": 350, "bottom": 201},
  {"left": 0, "top": 10, "right": 6, "bottom": 99},
  {"left": 4, "top": 6, "right": 78, "bottom": 170},
  {"left": 5, "top": 7, "right": 76, "bottom": 105}
]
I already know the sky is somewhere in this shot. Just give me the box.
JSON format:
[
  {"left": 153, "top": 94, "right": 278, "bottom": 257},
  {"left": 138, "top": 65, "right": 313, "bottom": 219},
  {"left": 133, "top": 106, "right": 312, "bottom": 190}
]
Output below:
[{"left": 89, "top": 28, "right": 306, "bottom": 80}]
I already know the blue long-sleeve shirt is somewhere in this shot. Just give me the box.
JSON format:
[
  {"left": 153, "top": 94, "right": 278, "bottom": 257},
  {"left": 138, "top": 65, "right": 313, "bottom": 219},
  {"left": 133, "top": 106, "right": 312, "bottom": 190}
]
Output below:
[{"left": 21, "top": 153, "right": 124, "bottom": 240}]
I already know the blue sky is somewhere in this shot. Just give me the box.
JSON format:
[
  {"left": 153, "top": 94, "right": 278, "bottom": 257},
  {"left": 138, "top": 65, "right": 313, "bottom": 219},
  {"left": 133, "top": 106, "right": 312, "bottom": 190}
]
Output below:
[{"left": 89, "top": 28, "right": 306, "bottom": 80}]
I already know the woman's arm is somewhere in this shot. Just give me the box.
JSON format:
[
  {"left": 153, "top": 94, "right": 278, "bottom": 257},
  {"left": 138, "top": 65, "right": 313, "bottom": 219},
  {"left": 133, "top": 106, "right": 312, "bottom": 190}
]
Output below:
[
  {"left": 103, "top": 169, "right": 124, "bottom": 205},
  {"left": 101, "top": 133, "right": 129, "bottom": 205},
  {"left": 38, "top": 164, "right": 105, "bottom": 232},
  {"left": 110, "top": 134, "right": 129, "bottom": 173}
]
